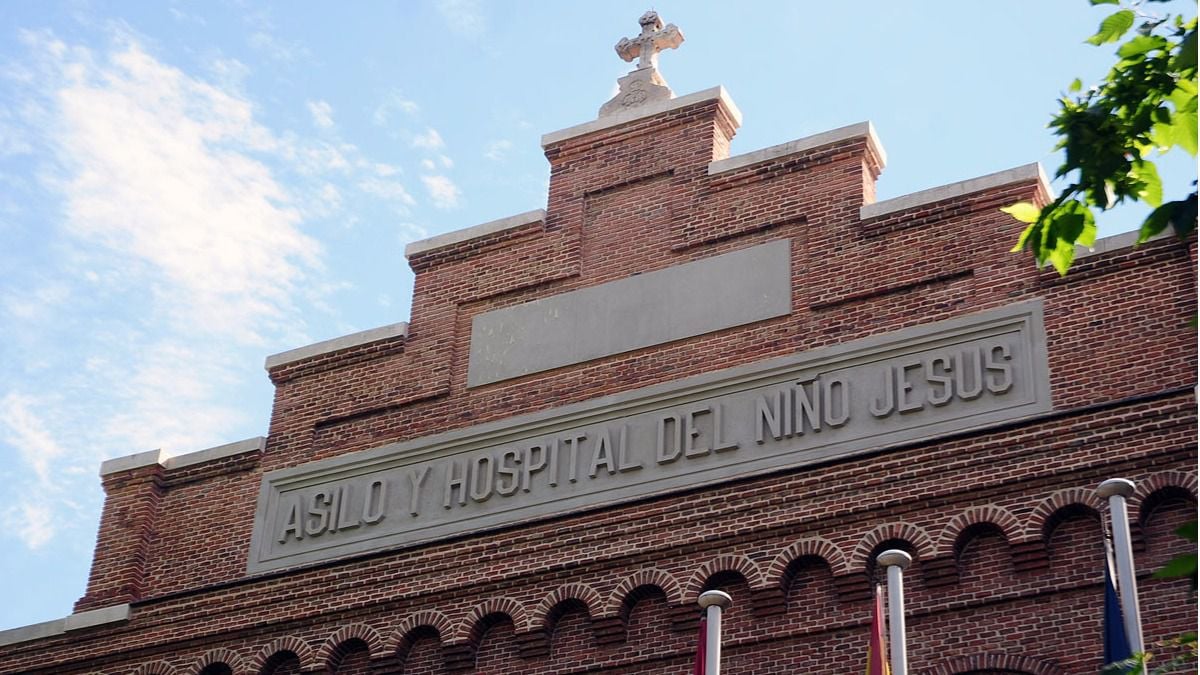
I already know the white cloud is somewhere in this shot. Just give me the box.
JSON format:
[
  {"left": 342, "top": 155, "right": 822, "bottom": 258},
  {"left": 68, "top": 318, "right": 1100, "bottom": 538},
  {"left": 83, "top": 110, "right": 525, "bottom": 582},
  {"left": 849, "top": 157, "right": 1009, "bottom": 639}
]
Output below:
[
  {"left": 0, "top": 31, "right": 345, "bottom": 552},
  {"left": 436, "top": 0, "right": 486, "bottom": 38},
  {"left": 248, "top": 31, "right": 309, "bottom": 63},
  {"left": 0, "top": 393, "right": 65, "bottom": 483},
  {"left": 484, "top": 139, "right": 512, "bottom": 161},
  {"left": 307, "top": 99, "right": 334, "bottom": 129},
  {"left": 46, "top": 39, "right": 320, "bottom": 340},
  {"left": 372, "top": 90, "right": 419, "bottom": 127},
  {"left": 411, "top": 127, "right": 444, "bottom": 150},
  {"left": 421, "top": 175, "right": 461, "bottom": 209},
  {"left": 360, "top": 176, "right": 417, "bottom": 209},
  {"left": 420, "top": 158, "right": 436, "bottom": 171},
  {"left": 2, "top": 502, "right": 55, "bottom": 550}
]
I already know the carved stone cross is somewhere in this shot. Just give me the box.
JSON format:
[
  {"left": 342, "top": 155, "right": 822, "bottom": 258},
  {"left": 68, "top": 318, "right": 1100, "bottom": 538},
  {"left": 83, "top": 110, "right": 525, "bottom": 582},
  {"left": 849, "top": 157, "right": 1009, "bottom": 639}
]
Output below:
[
  {"left": 615, "top": 11, "right": 684, "bottom": 71},
  {"left": 599, "top": 11, "right": 685, "bottom": 117}
]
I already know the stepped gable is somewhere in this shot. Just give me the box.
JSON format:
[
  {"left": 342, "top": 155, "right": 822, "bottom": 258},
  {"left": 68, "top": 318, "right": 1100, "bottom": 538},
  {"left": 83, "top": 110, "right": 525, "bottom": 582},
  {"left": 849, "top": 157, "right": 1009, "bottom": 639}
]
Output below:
[{"left": 2, "top": 11, "right": 1196, "bottom": 675}]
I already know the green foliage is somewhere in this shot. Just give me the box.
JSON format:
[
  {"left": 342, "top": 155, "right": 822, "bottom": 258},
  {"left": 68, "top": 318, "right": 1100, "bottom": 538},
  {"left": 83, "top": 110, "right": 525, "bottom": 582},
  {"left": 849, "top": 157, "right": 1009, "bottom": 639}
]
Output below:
[{"left": 1009, "top": 1, "right": 1197, "bottom": 275}]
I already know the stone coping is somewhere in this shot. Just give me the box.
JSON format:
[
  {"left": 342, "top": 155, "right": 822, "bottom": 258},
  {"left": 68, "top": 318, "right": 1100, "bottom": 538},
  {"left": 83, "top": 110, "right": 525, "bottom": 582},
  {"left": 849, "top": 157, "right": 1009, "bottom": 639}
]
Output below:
[
  {"left": 264, "top": 322, "right": 410, "bottom": 370},
  {"left": 1076, "top": 228, "right": 1170, "bottom": 259},
  {"left": 708, "top": 121, "right": 888, "bottom": 176},
  {"left": 404, "top": 210, "right": 546, "bottom": 259},
  {"left": 541, "top": 86, "right": 743, "bottom": 147},
  {"left": 0, "top": 604, "right": 130, "bottom": 647},
  {"left": 860, "top": 163, "right": 1051, "bottom": 220},
  {"left": 99, "top": 436, "right": 266, "bottom": 477}
]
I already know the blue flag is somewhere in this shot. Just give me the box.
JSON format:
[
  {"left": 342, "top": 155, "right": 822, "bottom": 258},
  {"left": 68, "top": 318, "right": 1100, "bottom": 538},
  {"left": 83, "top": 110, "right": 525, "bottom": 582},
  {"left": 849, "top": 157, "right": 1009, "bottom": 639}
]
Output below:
[{"left": 1104, "top": 555, "right": 1132, "bottom": 667}]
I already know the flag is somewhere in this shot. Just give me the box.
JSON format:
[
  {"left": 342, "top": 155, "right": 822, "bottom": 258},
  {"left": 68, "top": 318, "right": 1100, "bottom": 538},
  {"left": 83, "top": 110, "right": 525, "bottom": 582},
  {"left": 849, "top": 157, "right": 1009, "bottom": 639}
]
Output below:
[
  {"left": 692, "top": 616, "right": 707, "bottom": 675},
  {"left": 866, "top": 584, "right": 890, "bottom": 675},
  {"left": 1103, "top": 539, "right": 1133, "bottom": 668}
]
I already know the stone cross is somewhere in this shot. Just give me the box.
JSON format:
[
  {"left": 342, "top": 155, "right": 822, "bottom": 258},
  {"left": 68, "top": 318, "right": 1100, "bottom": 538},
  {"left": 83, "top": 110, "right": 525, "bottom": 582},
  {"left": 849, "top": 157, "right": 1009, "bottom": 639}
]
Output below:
[
  {"left": 599, "top": 11, "right": 685, "bottom": 117},
  {"left": 615, "top": 11, "right": 684, "bottom": 71}
]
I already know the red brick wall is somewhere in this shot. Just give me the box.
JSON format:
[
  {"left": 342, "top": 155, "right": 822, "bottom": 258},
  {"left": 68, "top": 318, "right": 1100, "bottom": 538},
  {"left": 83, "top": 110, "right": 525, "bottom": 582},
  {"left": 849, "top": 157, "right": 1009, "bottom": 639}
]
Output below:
[{"left": 7, "top": 94, "right": 1195, "bottom": 674}]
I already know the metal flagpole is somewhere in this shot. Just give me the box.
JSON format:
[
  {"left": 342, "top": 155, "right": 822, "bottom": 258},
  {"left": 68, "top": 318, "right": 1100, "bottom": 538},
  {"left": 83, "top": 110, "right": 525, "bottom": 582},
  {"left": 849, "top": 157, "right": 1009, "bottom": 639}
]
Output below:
[
  {"left": 878, "top": 549, "right": 913, "bottom": 675},
  {"left": 698, "top": 590, "right": 732, "bottom": 675},
  {"left": 1097, "top": 478, "right": 1145, "bottom": 665}
]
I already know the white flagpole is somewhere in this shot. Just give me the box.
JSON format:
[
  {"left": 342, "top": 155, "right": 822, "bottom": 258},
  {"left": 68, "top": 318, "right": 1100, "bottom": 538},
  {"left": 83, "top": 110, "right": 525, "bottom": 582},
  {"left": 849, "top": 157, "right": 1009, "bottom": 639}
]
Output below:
[
  {"left": 1097, "top": 478, "right": 1146, "bottom": 662},
  {"left": 878, "top": 549, "right": 912, "bottom": 675},
  {"left": 698, "top": 590, "right": 732, "bottom": 675}
]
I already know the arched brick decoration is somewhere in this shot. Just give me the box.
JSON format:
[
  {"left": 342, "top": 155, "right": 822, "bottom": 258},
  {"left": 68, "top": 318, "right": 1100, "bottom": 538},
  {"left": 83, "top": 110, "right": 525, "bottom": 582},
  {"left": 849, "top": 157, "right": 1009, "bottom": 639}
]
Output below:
[
  {"left": 683, "top": 553, "right": 768, "bottom": 601},
  {"left": 315, "top": 623, "right": 384, "bottom": 665},
  {"left": 188, "top": 648, "right": 247, "bottom": 675},
  {"left": 531, "top": 582, "right": 603, "bottom": 631},
  {"left": 1131, "top": 470, "right": 1198, "bottom": 525},
  {"left": 382, "top": 609, "right": 454, "bottom": 655},
  {"left": 133, "top": 661, "right": 178, "bottom": 675},
  {"left": 452, "top": 596, "right": 530, "bottom": 644},
  {"left": 602, "top": 568, "right": 685, "bottom": 617},
  {"left": 918, "top": 652, "right": 1064, "bottom": 675},
  {"left": 248, "top": 637, "right": 316, "bottom": 674},
  {"left": 936, "top": 504, "right": 1023, "bottom": 557},
  {"left": 1025, "top": 487, "right": 1105, "bottom": 541},
  {"left": 766, "top": 536, "right": 850, "bottom": 584},
  {"left": 852, "top": 522, "right": 934, "bottom": 570}
]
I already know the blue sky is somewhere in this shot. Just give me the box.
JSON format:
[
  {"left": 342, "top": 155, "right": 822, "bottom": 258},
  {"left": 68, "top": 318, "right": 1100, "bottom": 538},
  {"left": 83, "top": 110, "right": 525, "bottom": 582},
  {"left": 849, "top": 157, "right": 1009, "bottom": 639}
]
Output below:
[{"left": 0, "top": 1, "right": 1194, "bottom": 630}]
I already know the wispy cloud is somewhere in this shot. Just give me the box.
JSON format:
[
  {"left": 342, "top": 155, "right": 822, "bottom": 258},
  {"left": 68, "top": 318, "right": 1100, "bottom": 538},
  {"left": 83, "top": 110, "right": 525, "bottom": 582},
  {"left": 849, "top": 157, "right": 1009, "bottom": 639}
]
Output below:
[
  {"left": 411, "top": 127, "right": 444, "bottom": 150},
  {"left": 421, "top": 174, "right": 461, "bottom": 209},
  {"left": 0, "top": 29, "right": 335, "bottom": 553},
  {"left": 484, "top": 139, "right": 512, "bottom": 161},
  {"left": 307, "top": 99, "right": 334, "bottom": 129},
  {"left": 372, "top": 90, "right": 419, "bottom": 127},
  {"left": 436, "top": 0, "right": 486, "bottom": 38}
]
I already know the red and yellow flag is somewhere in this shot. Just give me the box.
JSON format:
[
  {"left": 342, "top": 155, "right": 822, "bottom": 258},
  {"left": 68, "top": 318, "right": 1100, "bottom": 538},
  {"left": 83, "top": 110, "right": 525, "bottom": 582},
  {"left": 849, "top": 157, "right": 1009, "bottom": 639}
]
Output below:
[
  {"left": 692, "top": 617, "right": 707, "bottom": 675},
  {"left": 866, "top": 584, "right": 890, "bottom": 675}
]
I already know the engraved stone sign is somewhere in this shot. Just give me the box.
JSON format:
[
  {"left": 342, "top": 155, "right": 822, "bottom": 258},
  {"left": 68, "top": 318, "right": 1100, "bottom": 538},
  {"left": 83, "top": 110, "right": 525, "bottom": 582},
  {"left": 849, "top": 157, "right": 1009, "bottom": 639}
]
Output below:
[{"left": 248, "top": 301, "right": 1050, "bottom": 573}]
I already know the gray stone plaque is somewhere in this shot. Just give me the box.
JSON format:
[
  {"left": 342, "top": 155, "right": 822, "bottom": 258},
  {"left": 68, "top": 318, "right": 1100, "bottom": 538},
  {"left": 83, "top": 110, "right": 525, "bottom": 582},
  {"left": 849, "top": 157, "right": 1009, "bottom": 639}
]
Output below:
[
  {"left": 466, "top": 239, "right": 793, "bottom": 387},
  {"left": 248, "top": 301, "right": 1050, "bottom": 574}
]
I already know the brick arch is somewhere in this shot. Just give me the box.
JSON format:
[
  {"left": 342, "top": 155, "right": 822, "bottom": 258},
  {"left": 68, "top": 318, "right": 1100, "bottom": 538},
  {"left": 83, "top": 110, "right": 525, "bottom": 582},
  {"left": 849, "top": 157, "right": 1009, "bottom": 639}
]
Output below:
[
  {"left": 1025, "top": 487, "right": 1105, "bottom": 541},
  {"left": 132, "top": 661, "right": 178, "bottom": 675},
  {"left": 683, "top": 553, "right": 768, "bottom": 601},
  {"left": 1132, "top": 470, "right": 1198, "bottom": 524},
  {"left": 453, "top": 596, "right": 530, "bottom": 644},
  {"left": 603, "top": 567, "right": 685, "bottom": 617},
  {"left": 315, "top": 622, "right": 384, "bottom": 666},
  {"left": 936, "top": 504, "right": 1023, "bottom": 557},
  {"left": 383, "top": 609, "right": 455, "bottom": 654},
  {"left": 187, "top": 648, "right": 247, "bottom": 675},
  {"left": 918, "top": 652, "right": 1064, "bottom": 675},
  {"left": 248, "top": 636, "right": 316, "bottom": 674},
  {"left": 852, "top": 522, "right": 934, "bottom": 570},
  {"left": 531, "top": 582, "right": 603, "bottom": 631},
  {"left": 766, "top": 536, "right": 850, "bottom": 584}
]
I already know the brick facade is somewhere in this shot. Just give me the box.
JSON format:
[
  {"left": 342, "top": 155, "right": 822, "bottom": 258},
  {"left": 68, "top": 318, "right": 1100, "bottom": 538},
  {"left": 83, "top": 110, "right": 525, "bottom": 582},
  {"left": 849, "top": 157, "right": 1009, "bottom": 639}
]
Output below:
[{"left": 2, "top": 84, "right": 1195, "bottom": 675}]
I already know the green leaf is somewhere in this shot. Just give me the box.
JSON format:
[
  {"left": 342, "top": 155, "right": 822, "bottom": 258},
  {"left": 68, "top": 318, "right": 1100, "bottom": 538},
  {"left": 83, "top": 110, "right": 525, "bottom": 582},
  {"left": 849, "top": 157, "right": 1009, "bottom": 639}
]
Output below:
[
  {"left": 1172, "top": 110, "right": 1198, "bottom": 155},
  {"left": 1089, "top": 0, "right": 1119, "bottom": 4},
  {"left": 1069, "top": 78, "right": 1083, "bottom": 93},
  {"left": 1001, "top": 201, "right": 1041, "bottom": 223},
  {"left": 1131, "top": 160, "right": 1163, "bottom": 206},
  {"left": 1117, "top": 35, "right": 1165, "bottom": 59},
  {"left": 1153, "top": 552, "right": 1197, "bottom": 579},
  {"left": 1140, "top": 201, "right": 1177, "bottom": 241},
  {"left": 1087, "top": 10, "right": 1136, "bottom": 45},
  {"left": 1174, "top": 29, "right": 1197, "bottom": 71},
  {"left": 1176, "top": 521, "right": 1197, "bottom": 541}
]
